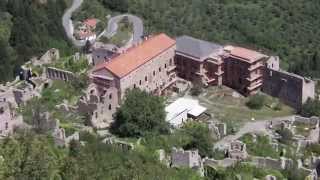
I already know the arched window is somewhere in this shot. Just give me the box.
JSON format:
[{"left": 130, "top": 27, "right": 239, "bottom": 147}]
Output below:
[
  {"left": 109, "top": 93, "right": 112, "bottom": 99},
  {"left": 145, "top": 76, "right": 148, "bottom": 81},
  {"left": 108, "top": 104, "right": 112, "bottom": 110},
  {"left": 139, "top": 80, "right": 142, "bottom": 85}
]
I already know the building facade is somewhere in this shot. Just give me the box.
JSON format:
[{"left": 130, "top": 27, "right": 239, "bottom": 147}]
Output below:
[
  {"left": 175, "top": 36, "right": 224, "bottom": 86},
  {"left": 222, "top": 46, "right": 268, "bottom": 96},
  {"left": 175, "top": 36, "right": 268, "bottom": 96},
  {"left": 90, "top": 33, "right": 177, "bottom": 125}
]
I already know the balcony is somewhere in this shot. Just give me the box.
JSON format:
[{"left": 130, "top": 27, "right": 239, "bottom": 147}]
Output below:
[
  {"left": 248, "top": 63, "right": 263, "bottom": 71},
  {"left": 247, "top": 80, "right": 263, "bottom": 91},
  {"left": 167, "top": 65, "right": 176, "bottom": 72},
  {"left": 160, "top": 78, "right": 177, "bottom": 91},
  {"left": 246, "top": 74, "right": 262, "bottom": 82},
  {"left": 91, "top": 74, "right": 114, "bottom": 81}
]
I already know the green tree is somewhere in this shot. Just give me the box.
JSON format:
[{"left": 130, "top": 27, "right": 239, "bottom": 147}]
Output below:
[
  {"left": 276, "top": 128, "right": 293, "bottom": 145},
  {"left": 181, "top": 122, "right": 215, "bottom": 157},
  {"left": 246, "top": 94, "right": 266, "bottom": 110},
  {"left": 301, "top": 98, "right": 320, "bottom": 117},
  {"left": 111, "top": 88, "right": 169, "bottom": 137}
]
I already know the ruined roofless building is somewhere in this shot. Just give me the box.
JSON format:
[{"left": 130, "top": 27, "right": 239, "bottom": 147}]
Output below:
[{"left": 90, "top": 33, "right": 177, "bottom": 125}]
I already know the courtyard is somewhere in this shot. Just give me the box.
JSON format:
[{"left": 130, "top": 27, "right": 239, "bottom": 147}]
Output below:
[{"left": 175, "top": 85, "right": 295, "bottom": 133}]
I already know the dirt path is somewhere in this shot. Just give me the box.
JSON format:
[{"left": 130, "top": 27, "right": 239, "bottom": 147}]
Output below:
[{"left": 214, "top": 116, "right": 295, "bottom": 149}]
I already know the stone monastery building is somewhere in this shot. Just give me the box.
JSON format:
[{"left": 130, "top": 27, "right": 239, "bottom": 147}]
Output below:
[
  {"left": 89, "top": 33, "right": 315, "bottom": 126},
  {"left": 90, "top": 33, "right": 177, "bottom": 122}
]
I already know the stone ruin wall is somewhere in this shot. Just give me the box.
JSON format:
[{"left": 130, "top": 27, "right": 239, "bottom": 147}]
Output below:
[
  {"left": 46, "top": 67, "right": 75, "bottom": 82},
  {"left": 262, "top": 68, "right": 315, "bottom": 110}
]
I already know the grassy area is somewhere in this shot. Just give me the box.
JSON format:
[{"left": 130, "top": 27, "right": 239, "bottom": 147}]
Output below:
[
  {"left": 196, "top": 86, "right": 295, "bottom": 131},
  {"left": 293, "top": 122, "right": 313, "bottom": 137},
  {"left": 207, "top": 163, "right": 285, "bottom": 179},
  {"left": 53, "top": 56, "right": 89, "bottom": 73},
  {"left": 42, "top": 80, "right": 82, "bottom": 106},
  {"left": 240, "top": 134, "right": 279, "bottom": 159},
  {"left": 107, "top": 20, "right": 133, "bottom": 47}
]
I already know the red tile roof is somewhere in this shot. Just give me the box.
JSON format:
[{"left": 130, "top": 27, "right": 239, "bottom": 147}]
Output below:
[
  {"left": 94, "top": 33, "right": 176, "bottom": 78},
  {"left": 226, "top": 46, "right": 267, "bottom": 63},
  {"left": 84, "top": 18, "right": 97, "bottom": 27}
]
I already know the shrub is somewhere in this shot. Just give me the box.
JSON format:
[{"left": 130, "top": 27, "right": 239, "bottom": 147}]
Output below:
[
  {"left": 273, "top": 101, "right": 283, "bottom": 111},
  {"left": 190, "top": 81, "right": 203, "bottom": 96},
  {"left": 246, "top": 94, "right": 266, "bottom": 110},
  {"left": 301, "top": 98, "right": 320, "bottom": 117},
  {"left": 276, "top": 128, "right": 293, "bottom": 145}
]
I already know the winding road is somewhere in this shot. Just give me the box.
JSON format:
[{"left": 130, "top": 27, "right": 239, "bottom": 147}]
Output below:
[
  {"left": 214, "top": 116, "right": 295, "bottom": 150},
  {"left": 62, "top": 0, "right": 84, "bottom": 47},
  {"left": 62, "top": 0, "right": 143, "bottom": 47},
  {"left": 99, "top": 14, "right": 143, "bottom": 45}
]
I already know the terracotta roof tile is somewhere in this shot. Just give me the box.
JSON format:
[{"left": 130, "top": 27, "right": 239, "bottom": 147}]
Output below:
[
  {"left": 227, "top": 46, "right": 267, "bottom": 63},
  {"left": 95, "top": 33, "right": 175, "bottom": 78},
  {"left": 84, "top": 18, "right": 97, "bottom": 27}
]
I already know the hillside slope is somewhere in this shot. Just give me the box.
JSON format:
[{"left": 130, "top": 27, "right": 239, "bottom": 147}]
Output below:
[
  {"left": 102, "top": 0, "right": 320, "bottom": 77},
  {"left": 0, "top": 0, "right": 72, "bottom": 82}
]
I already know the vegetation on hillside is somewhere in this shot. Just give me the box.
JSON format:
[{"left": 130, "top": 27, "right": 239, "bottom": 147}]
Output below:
[
  {"left": 0, "top": 0, "right": 73, "bottom": 83},
  {"left": 0, "top": 133, "right": 201, "bottom": 179},
  {"left": 98, "top": 0, "right": 320, "bottom": 78},
  {"left": 206, "top": 163, "right": 285, "bottom": 179},
  {"left": 240, "top": 134, "right": 279, "bottom": 159},
  {"left": 111, "top": 88, "right": 169, "bottom": 137},
  {"left": 301, "top": 98, "right": 320, "bottom": 117}
]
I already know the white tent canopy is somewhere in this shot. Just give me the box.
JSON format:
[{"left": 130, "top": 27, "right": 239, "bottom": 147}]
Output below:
[{"left": 165, "top": 98, "right": 207, "bottom": 127}]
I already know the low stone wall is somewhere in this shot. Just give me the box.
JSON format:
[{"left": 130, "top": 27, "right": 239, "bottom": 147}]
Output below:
[
  {"left": 294, "top": 116, "right": 319, "bottom": 126},
  {"left": 249, "top": 156, "right": 293, "bottom": 170},
  {"left": 250, "top": 156, "right": 282, "bottom": 170},
  {"left": 203, "top": 158, "right": 237, "bottom": 168},
  {"left": 46, "top": 67, "right": 75, "bottom": 82}
]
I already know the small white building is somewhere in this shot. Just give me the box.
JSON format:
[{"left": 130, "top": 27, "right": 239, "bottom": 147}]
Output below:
[{"left": 165, "top": 98, "right": 207, "bottom": 128}]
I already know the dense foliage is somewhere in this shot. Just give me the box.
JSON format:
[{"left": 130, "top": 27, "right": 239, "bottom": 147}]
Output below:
[
  {"left": 246, "top": 94, "right": 266, "bottom": 110},
  {"left": 142, "top": 121, "right": 216, "bottom": 158},
  {"left": 301, "top": 98, "right": 320, "bottom": 117},
  {"left": 98, "top": 0, "right": 320, "bottom": 77},
  {"left": 205, "top": 163, "right": 285, "bottom": 179},
  {"left": 0, "top": 0, "right": 73, "bottom": 83},
  {"left": 182, "top": 122, "right": 215, "bottom": 157},
  {"left": 240, "top": 134, "right": 279, "bottom": 158},
  {"left": 111, "top": 88, "right": 169, "bottom": 137},
  {"left": 0, "top": 133, "right": 200, "bottom": 179},
  {"left": 276, "top": 128, "right": 293, "bottom": 145}
]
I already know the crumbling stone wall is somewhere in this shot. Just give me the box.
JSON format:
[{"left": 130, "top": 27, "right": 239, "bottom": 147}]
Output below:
[
  {"left": 46, "top": 67, "right": 75, "bottom": 82},
  {"left": 31, "top": 48, "right": 60, "bottom": 66},
  {"left": 262, "top": 68, "right": 315, "bottom": 110},
  {"left": 250, "top": 156, "right": 292, "bottom": 170}
]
